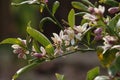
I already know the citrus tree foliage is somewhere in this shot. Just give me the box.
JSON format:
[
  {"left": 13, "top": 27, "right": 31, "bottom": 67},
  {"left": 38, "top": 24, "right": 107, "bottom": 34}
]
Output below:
[{"left": 1, "top": 0, "right": 120, "bottom": 80}]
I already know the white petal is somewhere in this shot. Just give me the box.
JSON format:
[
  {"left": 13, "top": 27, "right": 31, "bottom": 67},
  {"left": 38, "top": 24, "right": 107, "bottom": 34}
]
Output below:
[
  {"left": 83, "top": 13, "right": 97, "bottom": 21},
  {"left": 82, "top": 23, "right": 88, "bottom": 31},
  {"left": 11, "top": 44, "right": 20, "bottom": 49},
  {"left": 40, "top": 46, "right": 46, "bottom": 55},
  {"left": 71, "top": 39, "right": 75, "bottom": 45},
  {"left": 112, "top": 45, "right": 120, "bottom": 50},
  {"left": 53, "top": 33, "right": 60, "bottom": 39},
  {"left": 75, "top": 33, "right": 82, "bottom": 40},
  {"left": 99, "top": 5, "right": 105, "bottom": 14},
  {"left": 25, "top": 51, "right": 29, "bottom": 54},
  {"left": 59, "top": 30, "right": 64, "bottom": 38}
]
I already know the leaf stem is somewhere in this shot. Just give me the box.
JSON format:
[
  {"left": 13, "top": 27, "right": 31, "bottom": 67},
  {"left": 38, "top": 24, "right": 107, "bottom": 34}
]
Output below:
[
  {"left": 12, "top": 48, "right": 95, "bottom": 80},
  {"left": 45, "top": 4, "right": 64, "bottom": 30}
]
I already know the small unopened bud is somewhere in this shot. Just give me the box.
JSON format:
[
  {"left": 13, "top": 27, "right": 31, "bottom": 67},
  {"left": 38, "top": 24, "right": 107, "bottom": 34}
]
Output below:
[
  {"left": 45, "top": 0, "right": 48, "bottom": 3},
  {"left": 94, "top": 28, "right": 103, "bottom": 35},
  {"left": 94, "top": 35, "right": 102, "bottom": 41},
  {"left": 33, "top": 53, "right": 43, "bottom": 58},
  {"left": 88, "top": 7, "right": 94, "bottom": 14},
  {"left": 108, "top": 7, "right": 120, "bottom": 14}
]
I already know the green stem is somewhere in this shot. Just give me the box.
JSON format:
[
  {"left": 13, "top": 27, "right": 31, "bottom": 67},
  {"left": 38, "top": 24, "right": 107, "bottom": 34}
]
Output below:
[
  {"left": 12, "top": 48, "right": 95, "bottom": 80},
  {"left": 45, "top": 4, "right": 64, "bottom": 30},
  {"left": 50, "top": 48, "right": 95, "bottom": 60},
  {"left": 12, "top": 62, "right": 41, "bottom": 80}
]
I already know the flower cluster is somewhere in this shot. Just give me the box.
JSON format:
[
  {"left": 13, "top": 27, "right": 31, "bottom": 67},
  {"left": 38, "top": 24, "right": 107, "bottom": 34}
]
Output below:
[
  {"left": 83, "top": 5, "right": 105, "bottom": 24},
  {"left": 1, "top": 0, "right": 120, "bottom": 80},
  {"left": 51, "top": 23, "right": 89, "bottom": 55},
  {"left": 11, "top": 38, "right": 29, "bottom": 59}
]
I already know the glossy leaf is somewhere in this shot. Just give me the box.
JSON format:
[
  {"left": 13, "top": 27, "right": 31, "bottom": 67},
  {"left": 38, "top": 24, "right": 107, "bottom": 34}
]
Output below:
[
  {"left": 71, "top": 1, "right": 88, "bottom": 12},
  {"left": 86, "top": 67, "right": 99, "bottom": 80},
  {"left": 55, "top": 73, "right": 65, "bottom": 80},
  {"left": 75, "top": 12, "right": 87, "bottom": 16},
  {"left": 109, "top": 13, "right": 120, "bottom": 30},
  {"left": 33, "top": 40, "right": 41, "bottom": 53},
  {"left": 27, "top": 27, "right": 54, "bottom": 55},
  {"left": 68, "top": 9, "right": 75, "bottom": 28},
  {"left": 12, "top": 62, "right": 40, "bottom": 80},
  {"left": 39, "top": 17, "right": 56, "bottom": 32},
  {"left": 0, "top": 38, "right": 23, "bottom": 46},
  {"left": 52, "top": 1, "right": 60, "bottom": 15},
  {"left": 81, "top": 0, "right": 95, "bottom": 7},
  {"left": 97, "top": 48, "right": 117, "bottom": 68},
  {"left": 99, "top": 0, "right": 119, "bottom": 7}
]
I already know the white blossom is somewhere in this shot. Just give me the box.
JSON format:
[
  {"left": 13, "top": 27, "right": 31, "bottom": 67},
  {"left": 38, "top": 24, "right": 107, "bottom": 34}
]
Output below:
[
  {"left": 74, "top": 23, "right": 88, "bottom": 40},
  {"left": 51, "top": 33, "right": 62, "bottom": 45},
  {"left": 83, "top": 13, "right": 97, "bottom": 21},
  {"left": 11, "top": 38, "right": 29, "bottom": 59},
  {"left": 94, "top": 5, "right": 105, "bottom": 15}
]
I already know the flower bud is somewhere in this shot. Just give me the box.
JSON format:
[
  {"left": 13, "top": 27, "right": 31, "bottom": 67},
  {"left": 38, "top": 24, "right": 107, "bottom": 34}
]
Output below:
[
  {"left": 103, "top": 35, "right": 118, "bottom": 45},
  {"left": 94, "top": 35, "right": 102, "bottom": 41},
  {"left": 88, "top": 7, "right": 94, "bottom": 14},
  {"left": 108, "top": 7, "right": 120, "bottom": 14},
  {"left": 94, "top": 28, "right": 103, "bottom": 35},
  {"left": 33, "top": 53, "right": 43, "bottom": 58},
  {"left": 45, "top": 0, "right": 48, "bottom": 3}
]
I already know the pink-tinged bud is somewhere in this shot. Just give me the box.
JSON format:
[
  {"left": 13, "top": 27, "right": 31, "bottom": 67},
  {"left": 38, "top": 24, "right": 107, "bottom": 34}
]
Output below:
[
  {"left": 108, "top": 7, "right": 120, "bottom": 14},
  {"left": 18, "top": 53, "right": 26, "bottom": 59},
  {"left": 94, "top": 35, "right": 102, "bottom": 41},
  {"left": 103, "top": 35, "right": 118, "bottom": 45},
  {"left": 94, "top": 28, "right": 103, "bottom": 35},
  {"left": 88, "top": 7, "right": 94, "bottom": 14},
  {"left": 45, "top": 0, "right": 48, "bottom": 3},
  {"left": 33, "top": 53, "right": 43, "bottom": 58}
]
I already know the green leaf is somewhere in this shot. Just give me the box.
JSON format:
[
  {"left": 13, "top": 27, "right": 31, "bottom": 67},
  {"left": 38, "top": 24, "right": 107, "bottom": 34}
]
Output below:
[
  {"left": 81, "top": 19, "right": 89, "bottom": 25},
  {"left": 12, "top": 62, "right": 40, "bottom": 80},
  {"left": 86, "top": 31, "right": 91, "bottom": 45},
  {"left": 99, "top": 0, "right": 119, "bottom": 7},
  {"left": 27, "top": 27, "right": 54, "bottom": 55},
  {"left": 109, "top": 13, "right": 120, "bottom": 29},
  {"left": 115, "top": 56, "right": 120, "bottom": 71},
  {"left": 108, "top": 65, "right": 117, "bottom": 77},
  {"left": 52, "top": 1, "right": 60, "bottom": 15},
  {"left": 97, "top": 48, "right": 117, "bottom": 68},
  {"left": 68, "top": 9, "right": 75, "bottom": 28},
  {"left": 71, "top": 1, "right": 88, "bottom": 12},
  {"left": 39, "top": 17, "right": 57, "bottom": 32},
  {"left": 55, "top": 73, "right": 65, "bottom": 80},
  {"left": 108, "top": 13, "right": 120, "bottom": 35},
  {"left": 86, "top": 67, "right": 100, "bottom": 80},
  {"left": 81, "top": 0, "right": 95, "bottom": 7},
  {"left": 33, "top": 40, "right": 41, "bottom": 53},
  {"left": 0, "top": 38, "right": 23, "bottom": 46},
  {"left": 75, "top": 12, "right": 87, "bottom": 16},
  {"left": 40, "top": 3, "right": 45, "bottom": 13}
]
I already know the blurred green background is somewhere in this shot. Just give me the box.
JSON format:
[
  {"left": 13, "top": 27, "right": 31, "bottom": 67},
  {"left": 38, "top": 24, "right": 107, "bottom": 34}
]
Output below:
[{"left": 0, "top": 0, "right": 107, "bottom": 80}]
